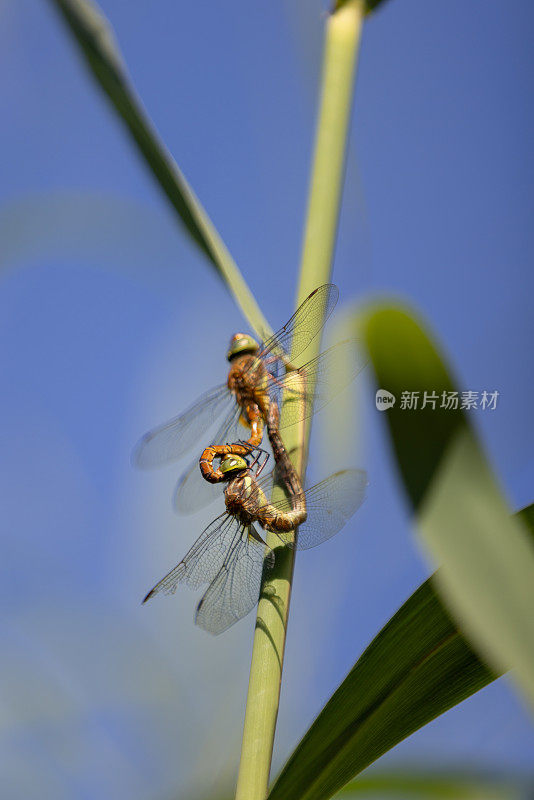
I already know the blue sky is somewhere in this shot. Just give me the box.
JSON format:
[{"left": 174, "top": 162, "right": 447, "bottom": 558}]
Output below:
[{"left": 1, "top": 1, "right": 533, "bottom": 797}]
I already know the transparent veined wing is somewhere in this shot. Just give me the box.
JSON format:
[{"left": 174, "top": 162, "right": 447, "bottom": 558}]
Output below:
[
  {"left": 268, "top": 339, "right": 368, "bottom": 431},
  {"left": 172, "top": 458, "right": 224, "bottom": 515},
  {"left": 143, "top": 512, "right": 274, "bottom": 635},
  {"left": 172, "top": 462, "right": 223, "bottom": 516},
  {"left": 172, "top": 404, "right": 250, "bottom": 514},
  {"left": 264, "top": 469, "right": 368, "bottom": 550},
  {"left": 256, "top": 284, "right": 339, "bottom": 366},
  {"left": 143, "top": 512, "right": 241, "bottom": 600},
  {"left": 195, "top": 524, "right": 274, "bottom": 635},
  {"left": 132, "top": 383, "right": 233, "bottom": 469}
]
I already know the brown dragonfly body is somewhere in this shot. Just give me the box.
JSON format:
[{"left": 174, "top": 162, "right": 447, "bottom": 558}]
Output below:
[
  {"left": 203, "top": 399, "right": 307, "bottom": 538},
  {"left": 199, "top": 373, "right": 304, "bottom": 519},
  {"left": 143, "top": 447, "right": 367, "bottom": 634},
  {"left": 133, "top": 284, "right": 365, "bottom": 518},
  {"left": 199, "top": 348, "right": 271, "bottom": 483},
  {"left": 227, "top": 348, "right": 270, "bottom": 423},
  {"left": 223, "top": 467, "right": 306, "bottom": 535},
  {"left": 136, "top": 285, "right": 368, "bottom": 634}
]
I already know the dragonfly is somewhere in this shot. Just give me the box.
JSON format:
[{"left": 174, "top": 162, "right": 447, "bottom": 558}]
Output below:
[
  {"left": 143, "top": 450, "right": 368, "bottom": 635},
  {"left": 133, "top": 284, "right": 366, "bottom": 514}
]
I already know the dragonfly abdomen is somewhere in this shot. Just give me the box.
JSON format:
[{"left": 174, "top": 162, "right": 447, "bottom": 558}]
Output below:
[
  {"left": 200, "top": 442, "right": 252, "bottom": 483},
  {"left": 228, "top": 354, "right": 271, "bottom": 448},
  {"left": 260, "top": 504, "right": 307, "bottom": 533}
]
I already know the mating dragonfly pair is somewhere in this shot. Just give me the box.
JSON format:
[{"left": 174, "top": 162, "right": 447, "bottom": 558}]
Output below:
[{"left": 133, "top": 285, "right": 367, "bottom": 634}]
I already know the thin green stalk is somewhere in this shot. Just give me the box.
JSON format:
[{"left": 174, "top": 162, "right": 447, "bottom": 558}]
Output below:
[{"left": 235, "top": 4, "right": 365, "bottom": 799}]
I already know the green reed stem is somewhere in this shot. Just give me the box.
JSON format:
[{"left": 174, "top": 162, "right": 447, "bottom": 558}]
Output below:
[{"left": 234, "top": 4, "right": 365, "bottom": 799}]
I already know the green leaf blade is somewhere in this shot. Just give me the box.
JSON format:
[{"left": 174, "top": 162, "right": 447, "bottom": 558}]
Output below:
[
  {"left": 269, "top": 506, "right": 533, "bottom": 800},
  {"left": 48, "top": 0, "right": 272, "bottom": 339},
  {"left": 338, "top": 771, "right": 526, "bottom": 799},
  {"left": 267, "top": 560, "right": 504, "bottom": 800},
  {"left": 362, "top": 305, "right": 534, "bottom": 704}
]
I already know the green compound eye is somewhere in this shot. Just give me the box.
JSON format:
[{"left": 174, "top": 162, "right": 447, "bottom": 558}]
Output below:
[
  {"left": 220, "top": 455, "right": 248, "bottom": 474},
  {"left": 227, "top": 333, "right": 259, "bottom": 361}
]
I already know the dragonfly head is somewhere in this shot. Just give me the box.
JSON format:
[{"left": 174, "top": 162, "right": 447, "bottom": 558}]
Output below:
[
  {"left": 220, "top": 454, "right": 249, "bottom": 477},
  {"left": 227, "top": 333, "right": 259, "bottom": 361}
]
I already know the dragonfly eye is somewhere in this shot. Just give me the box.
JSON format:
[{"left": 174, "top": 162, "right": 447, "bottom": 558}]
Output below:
[
  {"left": 220, "top": 455, "right": 248, "bottom": 475},
  {"left": 227, "top": 333, "right": 259, "bottom": 361}
]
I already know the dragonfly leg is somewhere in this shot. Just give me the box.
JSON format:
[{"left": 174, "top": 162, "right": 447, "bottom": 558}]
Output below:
[
  {"left": 245, "top": 444, "right": 270, "bottom": 477},
  {"left": 254, "top": 450, "right": 270, "bottom": 478},
  {"left": 199, "top": 403, "right": 266, "bottom": 483}
]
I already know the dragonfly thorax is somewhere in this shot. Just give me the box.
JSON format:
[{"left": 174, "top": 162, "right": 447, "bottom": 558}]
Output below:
[
  {"left": 224, "top": 474, "right": 264, "bottom": 525},
  {"left": 227, "top": 354, "right": 270, "bottom": 429}
]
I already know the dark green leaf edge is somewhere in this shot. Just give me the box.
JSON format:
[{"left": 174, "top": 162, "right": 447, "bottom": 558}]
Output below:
[
  {"left": 48, "top": 0, "right": 272, "bottom": 338},
  {"left": 268, "top": 505, "right": 533, "bottom": 800},
  {"left": 337, "top": 769, "right": 529, "bottom": 798}
]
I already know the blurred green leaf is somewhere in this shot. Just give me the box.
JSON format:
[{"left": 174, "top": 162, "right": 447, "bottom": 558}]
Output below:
[
  {"left": 362, "top": 305, "right": 534, "bottom": 706},
  {"left": 48, "top": 0, "right": 272, "bottom": 338},
  {"left": 336, "top": 770, "right": 525, "bottom": 799},
  {"left": 268, "top": 504, "right": 533, "bottom": 800}
]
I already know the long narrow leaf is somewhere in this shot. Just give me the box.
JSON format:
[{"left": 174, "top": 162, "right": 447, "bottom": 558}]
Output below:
[
  {"left": 267, "top": 505, "right": 533, "bottom": 800},
  {"left": 337, "top": 770, "right": 526, "bottom": 799},
  {"left": 48, "top": 0, "right": 272, "bottom": 338},
  {"left": 362, "top": 306, "right": 534, "bottom": 706}
]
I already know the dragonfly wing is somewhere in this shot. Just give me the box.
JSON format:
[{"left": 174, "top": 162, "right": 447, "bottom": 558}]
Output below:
[
  {"left": 266, "top": 469, "right": 368, "bottom": 550},
  {"left": 143, "top": 512, "right": 241, "bottom": 603},
  {"left": 173, "top": 405, "right": 249, "bottom": 515},
  {"left": 132, "top": 384, "right": 233, "bottom": 469},
  {"left": 173, "top": 457, "right": 222, "bottom": 514},
  {"left": 271, "top": 340, "right": 367, "bottom": 430},
  {"left": 257, "top": 284, "right": 339, "bottom": 365},
  {"left": 195, "top": 524, "right": 272, "bottom": 635}
]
